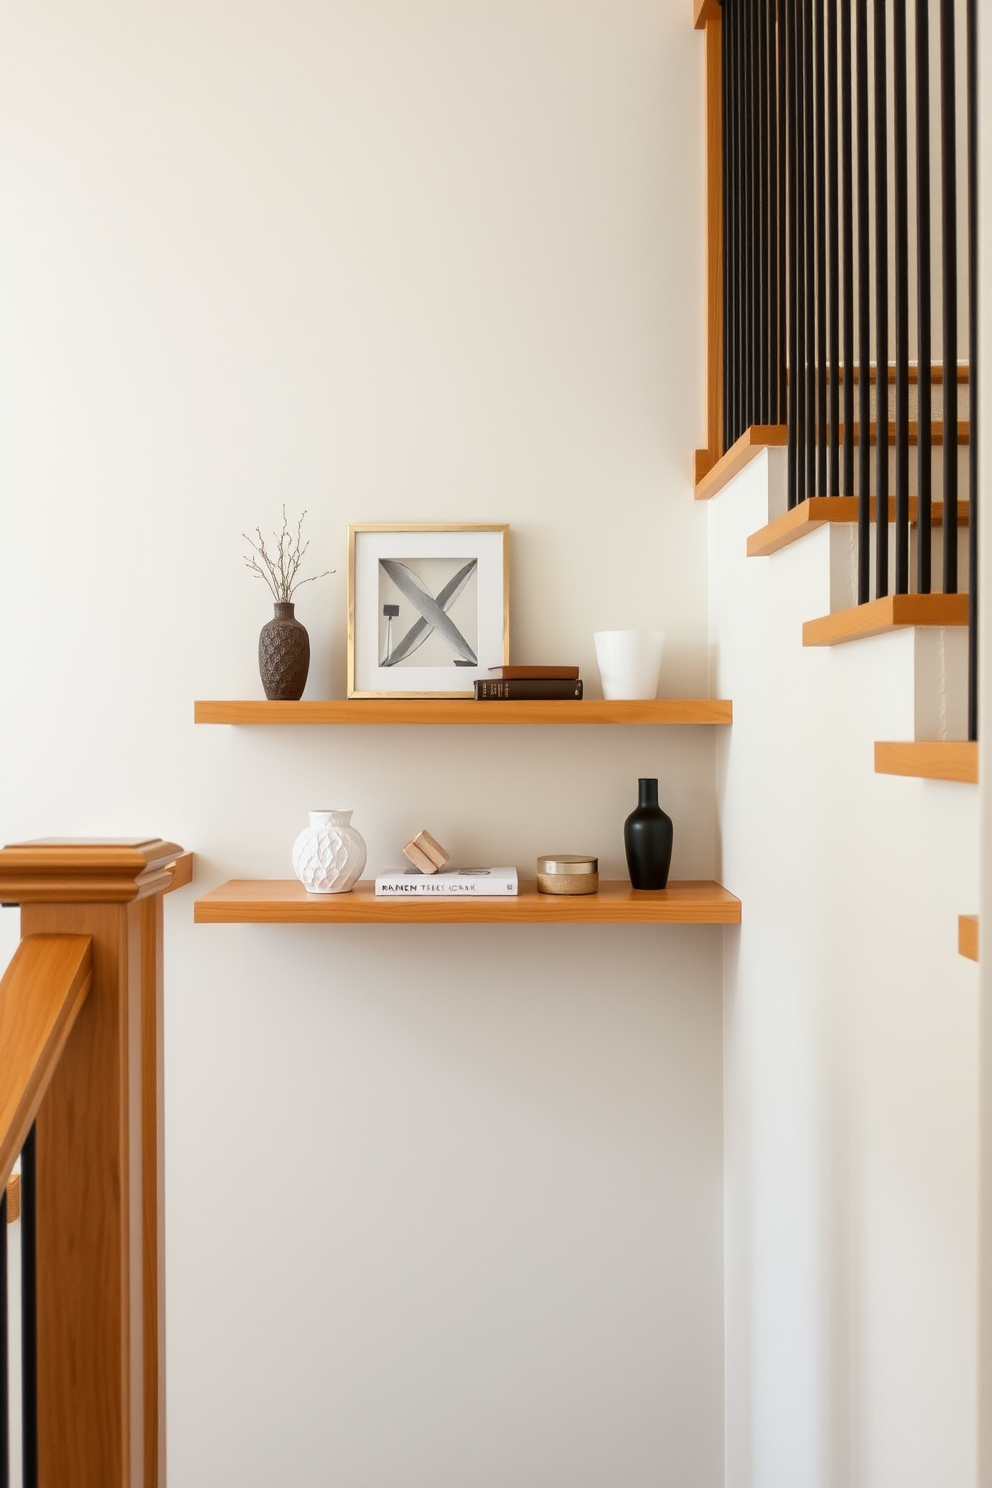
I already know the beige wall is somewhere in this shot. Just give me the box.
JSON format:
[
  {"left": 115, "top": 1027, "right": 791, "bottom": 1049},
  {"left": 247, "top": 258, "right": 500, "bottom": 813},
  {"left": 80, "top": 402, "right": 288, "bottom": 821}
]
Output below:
[{"left": 0, "top": 3, "right": 724, "bottom": 1484}]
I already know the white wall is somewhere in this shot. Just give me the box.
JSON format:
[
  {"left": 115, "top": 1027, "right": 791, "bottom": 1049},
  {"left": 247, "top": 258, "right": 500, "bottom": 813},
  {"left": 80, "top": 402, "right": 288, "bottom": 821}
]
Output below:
[
  {"left": 0, "top": 4, "right": 725, "bottom": 1485},
  {"left": 711, "top": 455, "right": 980, "bottom": 1488},
  {"left": 977, "top": 8, "right": 992, "bottom": 1486}
]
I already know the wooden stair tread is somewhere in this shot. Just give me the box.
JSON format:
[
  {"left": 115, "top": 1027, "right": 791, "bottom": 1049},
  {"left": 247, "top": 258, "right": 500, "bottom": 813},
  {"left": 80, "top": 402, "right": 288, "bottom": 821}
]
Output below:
[
  {"left": 803, "top": 592, "right": 970, "bottom": 646},
  {"left": 748, "top": 497, "right": 969, "bottom": 558},
  {"left": 697, "top": 421, "right": 969, "bottom": 503},
  {"left": 694, "top": 426, "right": 787, "bottom": 502},
  {"left": 959, "top": 915, "right": 979, "bottom": 962},
  {"left": 874, "top": 740, "right": 978, "bottom": 784}
]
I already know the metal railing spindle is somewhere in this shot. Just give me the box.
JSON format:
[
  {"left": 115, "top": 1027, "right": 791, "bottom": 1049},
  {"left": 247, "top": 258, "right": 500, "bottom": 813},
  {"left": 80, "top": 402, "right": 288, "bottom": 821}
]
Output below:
[
  {"left": 796, "top": 0, "right": 809, "bottom": 502},
  {"left": 916, "top": 0, "right": 933, "bottom": 592},
  {"left": 874, "top": 0, "right": 890, "bottom": 600},
  {"left": 773, "top": 0, "right": 785, "bottom": 425},
  {"left": 856, "top": 0, "right": 871, "bottom": 601},
  {"left": 723, "top": 0, "right": 736, "bottom": 451},
  {"left": 787, "top": 0, "right": 801, "bottom": 506},
  {"left": 816, "top": 0, "right": 829, "bottom": 494},
  {"left": 743, "top": 0, "right": 754, "bottom": 430},
  {"left": 966, "top": 0, "right": 977, "bottom": 738},
  {"left": 804, "top": 0, "right": 817, "bottom": 498},
  {"left": 0, "top": 1187, "right": 7, "bottom": 1488},
  {"left": 758, "top": 0, "right": 771, "bottom": 421},
  {"left": 940, "top": 0, "right": 958, "bottom": 594},
  {"left": 21, "top": 1129, "right": 37, "bottom": 1488},
  {"left": 894, "top": 0, "right": 910, "bottom": 592},
  {"left": 828, "top": 0, "right": 841, "bottom": 493},
  {"left": 841, "top": 0, "right": 855, "bottom": 495}
]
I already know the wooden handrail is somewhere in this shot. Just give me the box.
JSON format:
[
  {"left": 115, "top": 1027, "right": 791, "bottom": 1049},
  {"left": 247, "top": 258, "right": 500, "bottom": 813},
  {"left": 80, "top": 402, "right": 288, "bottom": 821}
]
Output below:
[
  {"left": 694, "top": 0, "right": 723, "bottom": 484},
  {"left": 164, "top": 851, "right": 194, "bottom": 892},
  {"left": 0, "top": 834, "right": 186, "bottom": 1488},
  {"left": 0, "top": 934, "right": 92, "bottom": 1194}
]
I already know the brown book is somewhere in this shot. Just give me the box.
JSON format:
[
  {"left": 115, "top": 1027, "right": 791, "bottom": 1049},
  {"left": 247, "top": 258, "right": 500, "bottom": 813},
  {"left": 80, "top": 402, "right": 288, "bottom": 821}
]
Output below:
[
  {"left": 488, "top": 665, "right": 580, "bottom": 680},
  {"left": 475, "top": 679, "right": 583, "bottom": 700}
]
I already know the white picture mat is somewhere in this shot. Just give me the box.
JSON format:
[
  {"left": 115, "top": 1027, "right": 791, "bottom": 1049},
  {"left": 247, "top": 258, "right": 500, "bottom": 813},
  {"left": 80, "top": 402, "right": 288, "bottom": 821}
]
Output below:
[{"left": 352, "top": 528, "right": 507, "bottom": 695}]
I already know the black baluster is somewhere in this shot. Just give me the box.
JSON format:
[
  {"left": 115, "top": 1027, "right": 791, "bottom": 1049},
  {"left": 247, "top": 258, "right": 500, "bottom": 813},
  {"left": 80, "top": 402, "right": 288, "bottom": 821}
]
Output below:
[
  {"left": 966, "top": 0, "right": 977, "bottom": 739},
  {"left": 916, "top": 0, "right": 933, "bottom": 592},
  {"left": 804, "top": 0, "right": 817, "bottom": 498},
  {"left": 841, "top": 0, "right": 855, "bottom": 494},
  {"left": 751, "top": 0, "right": 761, "bottom": 428},
  {"left": 816, "top": 0, "right": 828, "bottom": 493},
  {"left": 875, "top": 0, "right": 890, "bottom": 600},
  {"left": 769, "top": 0, "right": 781, "bottom": 423},
  {"left": 797, "top": 0, "right": 809, "bottom": 501},
  {"left": 787, "top": 0, "right": 801, "bottom": 505},
  {"left": 893, "top": 0, "right": 910, "bottom": 592},
  {"left": 767, "top": 0, "right": 773, "bottom": 422},
  {"left": 21, "top": 1129, "right": 36, "bottom": 1488},
  {"left": 827, "top": 0, "right": 840, "bottom": 493},
  {"left": 723, "top": 0, "right": 736, "bottom": 450},
  {"left": 734, "top": 0, "right": 740, "bottom": 440},
  {"left": 777, "top": 0, "right": 789, "bottom": 424},
  {"left": 856, "top": 0, "right": 871, "bottom": 600},
  {"left": 1, "top": 1187, "right": 7, "bottom": 1488},
  {"left": 743, "top": 0, "right": 754, "bottom": 432},
  {"left": 940, "top": 0, "right": 958, "bottom": 594}
]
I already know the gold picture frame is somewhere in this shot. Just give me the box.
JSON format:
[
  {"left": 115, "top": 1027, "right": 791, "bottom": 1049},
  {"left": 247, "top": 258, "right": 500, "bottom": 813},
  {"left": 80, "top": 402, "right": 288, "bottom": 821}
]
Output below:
[{"left": 347, "top": 524, "right": 510, "bottom": 698}]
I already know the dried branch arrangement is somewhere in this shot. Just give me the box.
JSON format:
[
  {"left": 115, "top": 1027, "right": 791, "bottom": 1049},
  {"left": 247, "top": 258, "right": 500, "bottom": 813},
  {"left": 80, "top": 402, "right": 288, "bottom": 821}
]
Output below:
[{"left": 243, "top": 507, "right": 333, "bottom": 602}]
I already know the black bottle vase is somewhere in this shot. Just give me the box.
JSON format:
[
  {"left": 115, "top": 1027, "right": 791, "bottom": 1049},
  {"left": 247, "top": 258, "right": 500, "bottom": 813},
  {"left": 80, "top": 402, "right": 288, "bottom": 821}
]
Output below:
[{"left": 624, "top": 778, "right": 674, "bottom": 890}]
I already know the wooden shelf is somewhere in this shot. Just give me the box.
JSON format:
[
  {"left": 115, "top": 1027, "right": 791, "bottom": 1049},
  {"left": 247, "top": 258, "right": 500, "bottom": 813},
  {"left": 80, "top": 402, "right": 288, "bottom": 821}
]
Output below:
[
  {"left": 194, "top": 699, "right": 733, "bottom": 727},
  {"left": 194, "top": 879, "right": 742, "bottom": 925},
  {"left": 874, "top": 741, "right": 978, "bottom": 784},
  {"left": 697, "top": 415, "right": 970, "bottom": 505},
  {"left": 959, "top": 915, "right": 979, "bottom": 962}
]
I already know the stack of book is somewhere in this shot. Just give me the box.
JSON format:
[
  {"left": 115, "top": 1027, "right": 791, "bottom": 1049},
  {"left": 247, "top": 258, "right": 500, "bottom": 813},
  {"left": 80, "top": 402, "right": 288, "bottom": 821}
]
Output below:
[
  {"left": 375, "top": 867, "right": 519, "bottom": 897},
  {"left": 474, "top": 665, "right": 582, "bottom": 701}
]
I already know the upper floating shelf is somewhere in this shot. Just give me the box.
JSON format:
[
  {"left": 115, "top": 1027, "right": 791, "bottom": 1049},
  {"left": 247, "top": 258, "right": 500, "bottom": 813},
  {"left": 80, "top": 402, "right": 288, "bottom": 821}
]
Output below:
[{"left": 194, "top": 699, "right": 733, "bottom": 727}]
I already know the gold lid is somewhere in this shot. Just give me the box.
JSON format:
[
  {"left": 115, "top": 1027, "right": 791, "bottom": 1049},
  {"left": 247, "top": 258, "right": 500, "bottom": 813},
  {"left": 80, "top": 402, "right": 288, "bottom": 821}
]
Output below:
[{"left": 536, "top": 855, "right": 598, "bottom": 875}]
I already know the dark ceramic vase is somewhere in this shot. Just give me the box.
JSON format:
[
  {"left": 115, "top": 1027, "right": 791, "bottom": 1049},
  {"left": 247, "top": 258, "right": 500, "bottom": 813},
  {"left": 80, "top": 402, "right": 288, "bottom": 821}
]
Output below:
[
  {"left": 258, "top": 601, "right": 310, "bottom": 701},
  {"left": 624, "top": 778, "right": 674, "bottom": 890}
]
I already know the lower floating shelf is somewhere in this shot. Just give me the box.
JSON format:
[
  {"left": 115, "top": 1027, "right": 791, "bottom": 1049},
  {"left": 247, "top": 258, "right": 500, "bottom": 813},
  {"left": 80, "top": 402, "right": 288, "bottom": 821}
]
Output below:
[{"left": 194, "top": 879, "right": 742, "bottom": 925}]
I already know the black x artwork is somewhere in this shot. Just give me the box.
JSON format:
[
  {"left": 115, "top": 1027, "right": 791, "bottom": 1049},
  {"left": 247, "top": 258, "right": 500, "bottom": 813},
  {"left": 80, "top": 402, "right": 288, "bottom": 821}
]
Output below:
[{"left": 379, "top": 558, "right": 479, "bottom": 667}]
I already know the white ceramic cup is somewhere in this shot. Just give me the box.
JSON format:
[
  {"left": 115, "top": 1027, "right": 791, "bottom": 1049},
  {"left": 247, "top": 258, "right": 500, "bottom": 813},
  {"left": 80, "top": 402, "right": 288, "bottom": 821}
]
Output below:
[{"left": 594, "top": 630, "right": 665, "bottom": 700}]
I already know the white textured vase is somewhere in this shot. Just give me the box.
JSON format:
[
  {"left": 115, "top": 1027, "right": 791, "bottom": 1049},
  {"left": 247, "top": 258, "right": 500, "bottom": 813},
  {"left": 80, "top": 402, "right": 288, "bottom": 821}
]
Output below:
[{"left": 292, "top": 809, "right": 367, "bottom": 894}]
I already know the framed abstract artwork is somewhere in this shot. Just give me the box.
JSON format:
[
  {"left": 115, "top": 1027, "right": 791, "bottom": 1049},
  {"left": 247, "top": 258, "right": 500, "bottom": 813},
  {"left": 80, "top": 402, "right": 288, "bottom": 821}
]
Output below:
[{"left": 347, "top": 524, "right": 510, "bottom": 698}]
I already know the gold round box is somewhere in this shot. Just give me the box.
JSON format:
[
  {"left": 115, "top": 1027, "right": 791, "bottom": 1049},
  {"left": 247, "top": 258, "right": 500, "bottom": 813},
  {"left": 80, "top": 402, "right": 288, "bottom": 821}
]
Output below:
[{"left": 536, "top": 855, "right": 599, "bottom": 896}]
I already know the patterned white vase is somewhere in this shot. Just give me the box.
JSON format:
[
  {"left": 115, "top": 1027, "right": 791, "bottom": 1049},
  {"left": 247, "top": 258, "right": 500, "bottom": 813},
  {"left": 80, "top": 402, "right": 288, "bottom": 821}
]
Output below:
[{"left": 292, "top": 809, "right": 367, "bottom": 894}]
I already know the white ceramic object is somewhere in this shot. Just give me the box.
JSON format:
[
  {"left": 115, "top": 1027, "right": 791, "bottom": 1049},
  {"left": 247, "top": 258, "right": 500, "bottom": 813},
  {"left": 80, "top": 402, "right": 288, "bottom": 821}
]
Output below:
[
  {"left": 292, "top": 809, "right": 367, "bottom": 894},
  {"left": 593, "top": 630, "right": 665, "bottom": 700}
]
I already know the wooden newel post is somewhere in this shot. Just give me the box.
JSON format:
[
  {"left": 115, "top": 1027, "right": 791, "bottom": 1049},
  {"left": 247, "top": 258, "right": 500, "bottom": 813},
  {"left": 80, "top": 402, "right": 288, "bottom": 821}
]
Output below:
[{"left": 0, "top": 838, "right": 189, "bottom": 1488}]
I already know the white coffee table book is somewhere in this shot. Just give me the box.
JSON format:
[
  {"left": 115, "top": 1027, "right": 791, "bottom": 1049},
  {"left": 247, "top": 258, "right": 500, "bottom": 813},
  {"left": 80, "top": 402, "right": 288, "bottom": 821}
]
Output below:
[{"left": 375, "top": 867, "right": 518, "bottom": 897}]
